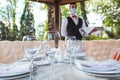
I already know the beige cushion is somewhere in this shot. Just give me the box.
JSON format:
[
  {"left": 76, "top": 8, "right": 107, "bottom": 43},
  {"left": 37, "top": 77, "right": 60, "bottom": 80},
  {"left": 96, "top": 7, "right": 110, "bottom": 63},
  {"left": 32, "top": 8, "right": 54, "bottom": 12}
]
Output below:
[
  {"left": 0, "top": 39, "right": 120, "bottom": 63},
  {"left": 83, "top": 40, "right": 109, "bottom": 60},
  {"left": 0, "top": 41, "right": 23, "bottom": 63}
]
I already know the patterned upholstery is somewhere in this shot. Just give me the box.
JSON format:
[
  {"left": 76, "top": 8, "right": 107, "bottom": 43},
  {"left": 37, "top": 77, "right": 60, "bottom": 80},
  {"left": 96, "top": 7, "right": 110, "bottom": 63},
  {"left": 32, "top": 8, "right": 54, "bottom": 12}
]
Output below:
[
  {"left": 0, "top": 41, "right": 23, "bottom": 63},
  {"left": 0, "top": 39, "right": 120, "bottom": 63},
  {"left": 83, "top": 39, "right": 120, "bottom": 61}
]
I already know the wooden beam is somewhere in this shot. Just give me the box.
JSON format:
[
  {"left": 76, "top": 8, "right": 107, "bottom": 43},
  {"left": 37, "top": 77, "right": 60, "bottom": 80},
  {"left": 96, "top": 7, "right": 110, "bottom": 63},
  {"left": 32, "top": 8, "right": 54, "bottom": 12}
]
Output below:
[
  {"left": 29, "top": 0, "right": 88, "bottom": 5},
  {"left": 54, "top": 0, "right": 60, "bottom": 48},
  {"left": 54, "top": 0, "right": 60, "bottom": 31}
]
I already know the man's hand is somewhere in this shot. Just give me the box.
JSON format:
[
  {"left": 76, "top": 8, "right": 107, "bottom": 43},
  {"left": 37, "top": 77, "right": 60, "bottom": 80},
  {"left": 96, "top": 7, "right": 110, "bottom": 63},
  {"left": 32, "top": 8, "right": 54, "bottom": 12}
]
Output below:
[{"left": 88, "top": 27, "right": 104, "bottom": 35}]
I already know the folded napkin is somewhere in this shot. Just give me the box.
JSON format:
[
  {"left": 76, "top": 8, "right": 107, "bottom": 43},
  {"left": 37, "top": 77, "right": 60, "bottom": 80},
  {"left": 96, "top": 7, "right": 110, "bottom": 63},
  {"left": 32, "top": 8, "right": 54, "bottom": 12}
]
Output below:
[
  {"left": 76, "top": 59, "right": 120, "bottom": 74},
  {"left": 18, "top": 55, "right": 50, "bottom": 66}
]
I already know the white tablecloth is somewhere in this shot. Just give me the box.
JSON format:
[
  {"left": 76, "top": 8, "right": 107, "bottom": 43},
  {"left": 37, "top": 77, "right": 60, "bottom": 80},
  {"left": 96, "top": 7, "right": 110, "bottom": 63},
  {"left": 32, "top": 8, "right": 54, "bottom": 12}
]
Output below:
[{"left": 2, "top": 63, "right": 119, "bottom": 80}]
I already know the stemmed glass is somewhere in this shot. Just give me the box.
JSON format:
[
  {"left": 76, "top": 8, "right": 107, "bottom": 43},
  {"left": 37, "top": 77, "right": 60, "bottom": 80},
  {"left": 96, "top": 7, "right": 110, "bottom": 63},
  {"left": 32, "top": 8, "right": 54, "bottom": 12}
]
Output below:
[
  {"left": 65, "top": 36, "right": 76, "bottom": 70},
  {"left": 22, "top": 35, "right": 41, "bottom": 80},
  {"left": 43, "top": 31, "right": 61, "bottom": 80}
]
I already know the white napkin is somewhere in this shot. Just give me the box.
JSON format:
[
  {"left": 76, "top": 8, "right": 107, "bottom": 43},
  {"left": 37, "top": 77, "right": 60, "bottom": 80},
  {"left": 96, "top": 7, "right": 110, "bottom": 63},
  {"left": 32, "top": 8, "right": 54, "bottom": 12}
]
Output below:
[
  {"left": 79, "top": 27, "right": 94, "bottom": 36},
  {"left": 76, "top": 59, "right": 120, "bottom": 73}
]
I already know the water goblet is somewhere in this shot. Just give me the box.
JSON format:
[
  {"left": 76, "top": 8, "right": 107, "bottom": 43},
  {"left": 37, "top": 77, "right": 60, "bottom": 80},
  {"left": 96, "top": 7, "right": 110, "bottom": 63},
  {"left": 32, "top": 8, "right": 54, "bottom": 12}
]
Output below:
[
  {"left": 65, "top": 36, "right": 76, "bottom": 70},
  {"left": 22, "top": 35, "right": 41, "bottom": 80},
  {"left": 43, "top": 31, "right": 61, "bottom": 80}
]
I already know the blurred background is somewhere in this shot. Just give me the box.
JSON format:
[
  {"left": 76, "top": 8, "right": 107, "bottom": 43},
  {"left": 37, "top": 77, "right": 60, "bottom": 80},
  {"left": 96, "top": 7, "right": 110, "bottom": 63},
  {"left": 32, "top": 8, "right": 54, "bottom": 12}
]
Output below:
[{"left": 0, "top": 0, "right": 119, "bottom": 40}]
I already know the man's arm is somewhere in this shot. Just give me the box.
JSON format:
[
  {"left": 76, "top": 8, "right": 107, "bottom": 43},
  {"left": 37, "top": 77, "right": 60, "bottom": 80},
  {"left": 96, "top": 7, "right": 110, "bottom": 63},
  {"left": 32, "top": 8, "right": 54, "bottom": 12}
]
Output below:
[{"left": 88, "top": 27, "right": 104, "bottom": 35}]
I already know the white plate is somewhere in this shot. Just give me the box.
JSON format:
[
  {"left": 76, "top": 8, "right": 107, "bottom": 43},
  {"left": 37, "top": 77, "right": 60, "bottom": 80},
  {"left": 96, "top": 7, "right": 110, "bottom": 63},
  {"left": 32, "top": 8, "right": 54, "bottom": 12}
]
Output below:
[
  {"left": 78, "top": 67, "right": 120, "bottom": 75},
  {"left": 83, "top": 71, "right": 120, "bottom": 78},
  {"left": 0, "top": 71, "right": 29, "bottom": 79},
  {"left": 0, "top": 66, "right": 39, "bottom": 80},
  {"left": 0, "top": 62, "right": 39, "bottom": 78},
  {"left": 75, "top": 59, "right": 120, "bottom": 75},
  {"left": 0, "top": 63, "right": 29, "bottom": 77}
]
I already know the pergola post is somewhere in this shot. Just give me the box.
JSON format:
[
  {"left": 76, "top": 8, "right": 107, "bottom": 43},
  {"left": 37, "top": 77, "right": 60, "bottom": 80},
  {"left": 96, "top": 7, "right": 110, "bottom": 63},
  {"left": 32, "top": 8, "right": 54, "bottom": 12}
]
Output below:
[
  {"left": 54, "top": 0, "right": 60, "bottom": 31},
  {"left": 54, "top": 0, "right": 60, "bottom": 48}
]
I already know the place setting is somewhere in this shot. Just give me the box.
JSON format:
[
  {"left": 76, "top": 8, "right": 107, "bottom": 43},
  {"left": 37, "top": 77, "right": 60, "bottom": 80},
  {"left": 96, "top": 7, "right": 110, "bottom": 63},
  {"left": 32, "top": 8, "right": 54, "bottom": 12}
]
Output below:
[
  {"left": 75, "top": 59, "right": 120, "bottom": 77},
  {"left": 0, "top": 35, "right": 51, "bottom": 80},
  {"left": 0, "top": 55, "right": 51, "bottom": 80}
]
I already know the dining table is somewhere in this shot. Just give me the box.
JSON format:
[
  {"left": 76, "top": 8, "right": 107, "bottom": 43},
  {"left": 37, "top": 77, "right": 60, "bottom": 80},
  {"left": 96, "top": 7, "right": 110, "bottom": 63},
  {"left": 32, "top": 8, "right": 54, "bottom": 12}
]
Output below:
[{"left": 1, "top": 60, "right": 120, "bottom": 80}]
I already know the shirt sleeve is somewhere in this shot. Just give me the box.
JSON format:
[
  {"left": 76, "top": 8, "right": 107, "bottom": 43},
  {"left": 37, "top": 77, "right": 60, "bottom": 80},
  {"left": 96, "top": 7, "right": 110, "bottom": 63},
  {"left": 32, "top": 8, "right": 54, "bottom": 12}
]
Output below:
[{"left": 61, "top": 18, "right": 68, "bottom": 37}]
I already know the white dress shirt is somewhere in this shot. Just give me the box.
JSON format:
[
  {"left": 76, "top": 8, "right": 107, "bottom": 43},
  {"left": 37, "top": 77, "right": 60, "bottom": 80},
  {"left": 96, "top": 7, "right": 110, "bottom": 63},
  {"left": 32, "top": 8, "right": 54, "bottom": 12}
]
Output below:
[{"left": 61, "top": 16, "right": 86, "bottom": 37}]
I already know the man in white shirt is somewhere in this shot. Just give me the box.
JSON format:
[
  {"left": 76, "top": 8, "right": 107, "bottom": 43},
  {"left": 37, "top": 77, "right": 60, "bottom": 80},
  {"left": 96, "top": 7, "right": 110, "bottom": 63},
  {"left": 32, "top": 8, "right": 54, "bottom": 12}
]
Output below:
[
  {"left": 61, "top": 2, "right": 104, "bottom": 40},
  {"left": 61, "top": 2, "right": 86, "bottom": 40}
]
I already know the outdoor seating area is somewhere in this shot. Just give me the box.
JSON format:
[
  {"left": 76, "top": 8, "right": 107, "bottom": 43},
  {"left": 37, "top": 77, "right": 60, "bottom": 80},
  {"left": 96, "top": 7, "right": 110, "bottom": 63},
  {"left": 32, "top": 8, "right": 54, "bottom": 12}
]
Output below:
[
  {"left": 0, "top": 39, "right": 120, "bottom": 63},
  {"left": 0, "top": 0, "right": 120, "bottom": 80},
  {"left": 0, "top": 40, "right": 120, "bottom": 80}
]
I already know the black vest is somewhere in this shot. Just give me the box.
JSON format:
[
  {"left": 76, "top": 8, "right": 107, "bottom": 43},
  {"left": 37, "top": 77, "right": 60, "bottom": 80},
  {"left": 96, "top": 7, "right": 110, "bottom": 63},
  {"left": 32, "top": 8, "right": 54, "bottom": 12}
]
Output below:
[{"left": 67, "top": 17, "right": 83, "bottom": 40}]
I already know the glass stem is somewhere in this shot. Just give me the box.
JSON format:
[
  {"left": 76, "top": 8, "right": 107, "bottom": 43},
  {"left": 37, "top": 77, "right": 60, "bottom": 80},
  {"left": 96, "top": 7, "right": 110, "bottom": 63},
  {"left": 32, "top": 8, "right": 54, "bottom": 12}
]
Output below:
[
  {"left": 29, "top": 58, "right": 34, "bottom": 80},
  {"left": 49, "top": 56, "right": 57, "bottom": 80},
  {"left": 70, "top": 53, "right": 73, "bottom": 70},
  {"left": 51, "top": 57, "right": 55, "bottom": 74}
]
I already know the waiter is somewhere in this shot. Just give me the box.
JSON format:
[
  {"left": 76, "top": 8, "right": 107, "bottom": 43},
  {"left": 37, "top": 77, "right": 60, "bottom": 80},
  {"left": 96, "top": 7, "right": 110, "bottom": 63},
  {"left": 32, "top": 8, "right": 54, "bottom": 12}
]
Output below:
[
  {"left": 61, "top": 2, "right": 86, "bottom": 40},
  {"left": 61, "top": 2, "right": 104, "bottom": 40}
]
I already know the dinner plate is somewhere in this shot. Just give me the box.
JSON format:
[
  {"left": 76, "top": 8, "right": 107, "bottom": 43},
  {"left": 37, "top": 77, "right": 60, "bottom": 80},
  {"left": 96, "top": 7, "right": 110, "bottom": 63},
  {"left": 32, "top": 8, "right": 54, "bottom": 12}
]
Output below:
[
  {"left": 0, "top": 66, "right": 39, "bottom": 80},
  {"left": 82, "top": 71, "right": 120, "bottom": 78},
  {"left": 0, "top": 62, "right": 39, "bottom": 78},
  {"left": 0, "top": 70, "right": 29, "bottom": 79},
  {"left": 77, "top": 66, "right": 120, "bottom": 75},
  {"left": 0, "top": 63, "right": 29, "bottom": 77},
  {"left": 75, "top": 59, "right": 120, "bottom": 75}
]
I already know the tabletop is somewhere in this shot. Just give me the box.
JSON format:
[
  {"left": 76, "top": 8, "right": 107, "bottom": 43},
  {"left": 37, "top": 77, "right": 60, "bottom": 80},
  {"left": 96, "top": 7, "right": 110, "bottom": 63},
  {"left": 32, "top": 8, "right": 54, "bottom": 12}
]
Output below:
[{"left": 2, "top": 62, "right": 119, "bottom": 80}]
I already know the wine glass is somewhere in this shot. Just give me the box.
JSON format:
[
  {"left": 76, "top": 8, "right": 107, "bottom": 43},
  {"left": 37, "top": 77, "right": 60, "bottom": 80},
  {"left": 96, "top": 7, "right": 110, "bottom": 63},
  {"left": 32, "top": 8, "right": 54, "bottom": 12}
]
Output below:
[
  {"left": 43, "top": 31, "right": 61, "bottom": 80},
  {"left": 22, "top": 35, "right": 41, "bottom": 80},
  {"left": 65, "top": 35, "right": 76, "bottom": 70}
]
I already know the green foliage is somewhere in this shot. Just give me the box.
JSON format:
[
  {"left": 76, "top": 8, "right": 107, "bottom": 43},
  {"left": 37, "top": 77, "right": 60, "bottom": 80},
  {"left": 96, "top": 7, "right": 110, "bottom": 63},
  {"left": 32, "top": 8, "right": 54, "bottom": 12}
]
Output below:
[
  {"left": 60, "top": 3, "right": 83, "bottom": 18},
  {"left": 0, "top": 0, "right": 35, "bottom": 40},
  {"left": 43, "top": 20, "right": 48, "bottom": 31},
  {"left": 90, "top": 0, "right": 120, "bottom": 39},
  {"left": 1, "top": 0, "right": 119, "bottom": 40},
  {"left": 60, "top": 5, "right": 69, "bottom": 18},
  {"left": 83, "top": 31, "right": 109, "bottom": 40},
  {"left": 20, "top": 1, "right": 35, "bottom": 40},
  {"left": 0, "top": 21, "right": 11, "bottom": 40},
  {"left": 36, "top": 24, "right": 44, "bottom": 40},
  {"left": 83, "top": 35, "right": 108, "bottom": 40},
  {"left": 11, "top": 24, "right": 19, "bottom": 40},
  {"left": 0, "top": 0, "right": 20, "bottom": 40}
]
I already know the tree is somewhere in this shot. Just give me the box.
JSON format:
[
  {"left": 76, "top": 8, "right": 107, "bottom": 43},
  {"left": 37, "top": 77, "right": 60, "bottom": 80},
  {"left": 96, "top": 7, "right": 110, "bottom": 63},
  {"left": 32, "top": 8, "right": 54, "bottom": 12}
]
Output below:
[
  {"left": 91, "top": 0, "right": 120, "bottom": 39},
  {"left": 20, "top": 0, "right": 35, "bottom": 40},
  {"left": 7, "top": 0, "right": 19, "bottom": 40},
  {"left": 0, "top": 0, "right": 19, "bottom": 40},
  {"left": 0, "top": 21, "right": 11, "bottom": 40},
  {"left": 79, "top": 2, "right": 88, "bottom": 27}
]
